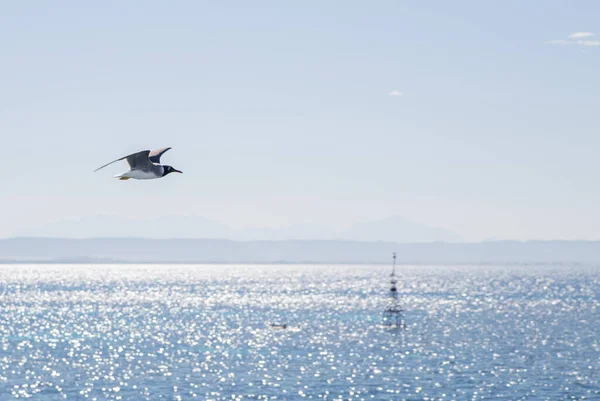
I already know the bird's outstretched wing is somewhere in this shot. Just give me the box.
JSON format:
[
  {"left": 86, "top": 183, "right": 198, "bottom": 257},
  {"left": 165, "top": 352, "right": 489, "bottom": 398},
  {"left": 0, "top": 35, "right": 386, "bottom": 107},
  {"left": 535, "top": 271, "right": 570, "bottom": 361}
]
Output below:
[
  {"left": 149, "top": 147, "right": 172, "bottom": 164},
  {"left": 94, "top": 150, "right": 152, "bottom": 172}
]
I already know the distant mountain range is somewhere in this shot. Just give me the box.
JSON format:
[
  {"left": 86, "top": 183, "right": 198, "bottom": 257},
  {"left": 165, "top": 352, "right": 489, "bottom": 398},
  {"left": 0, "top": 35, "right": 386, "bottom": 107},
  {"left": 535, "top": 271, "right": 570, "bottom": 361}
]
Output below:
[
  {"left": 15, "top": 215, "right": 463, "bottom": 243},
  {"left": 1, "top": 238, "right": 599, "bottom": 264}
]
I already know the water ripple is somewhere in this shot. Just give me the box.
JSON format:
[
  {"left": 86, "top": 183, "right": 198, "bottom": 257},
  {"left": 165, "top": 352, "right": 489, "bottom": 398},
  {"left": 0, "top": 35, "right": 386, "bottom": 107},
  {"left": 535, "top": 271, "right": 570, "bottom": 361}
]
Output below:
[{"left": 0, "top": 264, "right": 598, "bottom": 400}]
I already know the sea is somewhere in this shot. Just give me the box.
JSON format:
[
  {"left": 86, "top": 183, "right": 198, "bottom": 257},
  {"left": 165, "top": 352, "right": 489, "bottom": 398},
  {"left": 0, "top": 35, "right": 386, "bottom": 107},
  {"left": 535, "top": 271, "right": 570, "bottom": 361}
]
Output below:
[{"left": 0, "top": 264, "right": 598, "bottom": 401}]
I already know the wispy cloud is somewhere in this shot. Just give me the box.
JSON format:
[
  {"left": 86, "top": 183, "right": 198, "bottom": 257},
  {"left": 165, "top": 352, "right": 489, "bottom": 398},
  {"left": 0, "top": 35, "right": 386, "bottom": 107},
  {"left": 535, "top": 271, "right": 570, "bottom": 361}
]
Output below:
[
  {"left": 576, "top": 40, "right": 600, "bottom": 46},
  {"left": 389, "top": 90, "right": 403, "bottom": 96},
  {"left": 569, "top": 32, "right": 595, "bottom": 39},
  {"left": 545, "top": 32, "right": 598, "bottom": 47}
]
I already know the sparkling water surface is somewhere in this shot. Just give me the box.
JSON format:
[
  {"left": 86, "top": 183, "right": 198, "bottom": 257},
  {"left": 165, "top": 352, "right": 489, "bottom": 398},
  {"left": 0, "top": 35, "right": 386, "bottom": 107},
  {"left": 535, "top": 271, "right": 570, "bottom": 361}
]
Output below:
[{"left": 0, "top": 264, "right": 599, "bottom": 400}]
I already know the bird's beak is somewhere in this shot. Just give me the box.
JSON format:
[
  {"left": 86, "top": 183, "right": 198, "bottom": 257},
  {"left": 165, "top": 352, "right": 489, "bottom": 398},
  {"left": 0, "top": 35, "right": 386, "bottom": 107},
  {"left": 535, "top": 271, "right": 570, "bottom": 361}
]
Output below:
[{"left": 174, "top": 169, "right": 183, "bottom": 174}]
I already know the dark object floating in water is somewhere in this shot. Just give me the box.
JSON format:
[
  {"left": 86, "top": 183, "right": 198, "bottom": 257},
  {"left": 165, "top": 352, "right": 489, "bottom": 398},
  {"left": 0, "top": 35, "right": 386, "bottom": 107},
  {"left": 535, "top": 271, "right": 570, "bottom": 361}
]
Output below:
[
  {"left": 382, "top": 252, "right": 406, "bottom": 329},
  {"left": 270, "top": 323, "right": 287, "bottom": 330}
]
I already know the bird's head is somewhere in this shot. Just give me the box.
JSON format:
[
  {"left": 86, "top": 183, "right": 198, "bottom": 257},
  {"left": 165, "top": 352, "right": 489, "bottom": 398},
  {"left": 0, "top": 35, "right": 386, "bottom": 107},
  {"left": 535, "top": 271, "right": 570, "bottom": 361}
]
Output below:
[{"left": 162, "top": 165, "right": 183, "bottom": 176}]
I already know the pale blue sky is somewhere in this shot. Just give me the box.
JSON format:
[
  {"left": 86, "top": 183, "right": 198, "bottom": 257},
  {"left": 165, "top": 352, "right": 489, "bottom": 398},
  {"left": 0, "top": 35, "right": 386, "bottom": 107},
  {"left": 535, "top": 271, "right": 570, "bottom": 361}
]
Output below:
[{"left": 1, "top": 1, "right": 599, "bottom": 241}]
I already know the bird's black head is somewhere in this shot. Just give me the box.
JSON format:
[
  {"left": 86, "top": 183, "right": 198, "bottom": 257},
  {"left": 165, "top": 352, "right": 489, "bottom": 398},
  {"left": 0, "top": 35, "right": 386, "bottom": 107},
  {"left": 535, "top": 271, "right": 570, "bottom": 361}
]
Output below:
[{"left": 162, "top": 165, "right": 183, "bottom": 177}]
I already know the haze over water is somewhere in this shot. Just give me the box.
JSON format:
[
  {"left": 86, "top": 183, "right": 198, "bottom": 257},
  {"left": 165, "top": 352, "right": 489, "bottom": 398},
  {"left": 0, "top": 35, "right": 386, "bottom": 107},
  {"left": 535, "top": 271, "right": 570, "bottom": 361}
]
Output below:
[{"left": 0, "top": 264, "right": 598, "bottom": 400}]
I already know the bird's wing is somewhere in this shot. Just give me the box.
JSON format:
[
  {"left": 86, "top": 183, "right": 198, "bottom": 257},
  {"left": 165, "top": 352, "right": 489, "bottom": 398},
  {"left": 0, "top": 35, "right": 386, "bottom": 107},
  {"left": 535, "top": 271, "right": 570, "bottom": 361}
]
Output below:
[
  {"left": 94, "top": 150, "right": 151, "bottom": 172},
  {"left": 148, "top": 147, "right": 172, "bottom": 164},
  {"left": 126, "top": 150, "right": 153, "bottom": 170}
]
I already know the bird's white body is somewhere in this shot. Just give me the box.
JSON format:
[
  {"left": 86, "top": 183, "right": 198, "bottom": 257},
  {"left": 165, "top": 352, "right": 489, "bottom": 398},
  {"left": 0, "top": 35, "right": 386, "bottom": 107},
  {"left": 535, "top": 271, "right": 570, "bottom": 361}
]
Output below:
[{"left": 114, "top": 166, "right": 164, "bottom": 180}]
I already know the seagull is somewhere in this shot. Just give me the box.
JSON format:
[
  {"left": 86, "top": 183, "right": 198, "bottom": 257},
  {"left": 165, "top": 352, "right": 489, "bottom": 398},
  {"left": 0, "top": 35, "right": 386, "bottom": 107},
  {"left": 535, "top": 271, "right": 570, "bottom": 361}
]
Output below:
[{"left": 94, "top": 147, "right": 182, "bottom": 180}]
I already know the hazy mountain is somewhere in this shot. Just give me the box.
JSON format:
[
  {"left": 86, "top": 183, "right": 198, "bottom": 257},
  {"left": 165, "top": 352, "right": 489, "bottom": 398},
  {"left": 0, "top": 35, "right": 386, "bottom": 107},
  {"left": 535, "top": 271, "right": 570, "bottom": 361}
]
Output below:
[
  {"left": 17, "top": 215, "right": 235, "bottom": 239},
  {"left": 341, "top": 215, "right": 462, "bottom": 243},
  {"left": 16, "top": 215, "right": 461, "bottom": 243},
  {"left": 1, "top": 238, "right": 599, "bottom": 264},
  {"left": 236, "top": 224, "right": 337, "bottom": 241}
]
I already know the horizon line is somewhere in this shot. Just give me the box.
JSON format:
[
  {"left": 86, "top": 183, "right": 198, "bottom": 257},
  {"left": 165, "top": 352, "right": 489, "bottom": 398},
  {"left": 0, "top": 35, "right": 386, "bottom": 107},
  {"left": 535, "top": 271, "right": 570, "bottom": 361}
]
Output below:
[{"left": 2, "top": 237, "right": 599, "bottom": 244}]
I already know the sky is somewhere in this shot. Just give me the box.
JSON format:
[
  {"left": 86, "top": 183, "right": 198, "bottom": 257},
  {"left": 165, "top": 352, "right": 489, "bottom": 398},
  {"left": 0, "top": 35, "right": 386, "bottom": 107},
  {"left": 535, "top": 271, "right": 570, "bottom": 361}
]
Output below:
[{"left": 1, "top": 1, "right": 600, "bottom": 241}]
